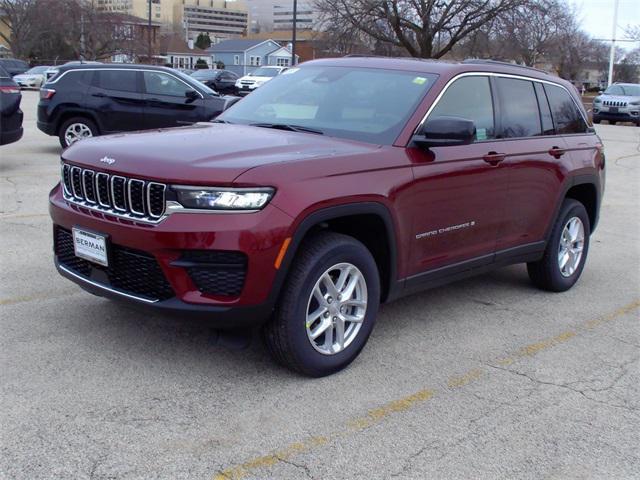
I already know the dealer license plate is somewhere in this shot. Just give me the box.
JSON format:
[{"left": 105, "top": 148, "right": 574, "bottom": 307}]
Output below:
[{"left": 72, "top": 228, "right": 108, "bottom": 266}]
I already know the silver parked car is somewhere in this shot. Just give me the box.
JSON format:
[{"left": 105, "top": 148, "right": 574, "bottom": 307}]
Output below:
[
  {"left": 13, "top": 66, "right": 50, "bottom": 89},
  {"left": 592, "top": 83, "right": 640, "bottom": 126}
]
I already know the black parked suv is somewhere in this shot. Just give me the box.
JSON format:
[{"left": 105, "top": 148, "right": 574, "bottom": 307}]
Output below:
[
  {"left": 0, "top": 65, "right": 24, "bottom": 146},
  {"left": 37, "top": 64, "right": 239, "bottom": 147}
]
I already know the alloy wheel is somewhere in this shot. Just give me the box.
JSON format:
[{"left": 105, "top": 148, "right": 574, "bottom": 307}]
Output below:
[
  {"left": 64, "top": 123, "right": 92, "bottom": 146},
  {"left": 557, "top": 216, "right": 585, "bottom": 277}
]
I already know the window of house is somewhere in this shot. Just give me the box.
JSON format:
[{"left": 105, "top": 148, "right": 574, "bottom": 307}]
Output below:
[
  {"left": 234, "top": 55, "right": 240, "bottom": 65},
  {"left": 495, "top": 77, "right": 542, "bottom": 138},
  {"left": 250, "top": 56, "right": 261, "bottom": 66},
  {"left": 428, "top": 76, "right": 495, "bottom": 141},
  {"left": 276, "top": 57, "right": 290, "bottom": 67}
]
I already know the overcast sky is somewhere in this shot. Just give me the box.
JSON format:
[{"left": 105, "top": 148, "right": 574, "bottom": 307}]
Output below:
[{"left": 571, "top": 0, "right": 640, "bottom": 49}]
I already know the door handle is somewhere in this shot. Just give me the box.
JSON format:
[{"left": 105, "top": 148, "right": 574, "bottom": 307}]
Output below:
[
  {"left": 483, "top": 152, "right": 506, "bottom": 165},
  {"left": 548, "top": 146, "right": 566, "bottom": 158}
]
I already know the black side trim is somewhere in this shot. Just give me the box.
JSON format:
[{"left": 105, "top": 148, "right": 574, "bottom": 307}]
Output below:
[
  {"left": 403, "top": 241, "right": 546, "bottom": 296},
  {"left": 271, "top": 202, "right": 401, "bottom": 305}
]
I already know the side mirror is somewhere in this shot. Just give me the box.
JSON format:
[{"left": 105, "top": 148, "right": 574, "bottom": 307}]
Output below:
[
  {"left": 414, "top": 116, "right": 476, "bottom": 148},
  {"left": 185, "top": 89, "right": 199, "bottom": 100}
]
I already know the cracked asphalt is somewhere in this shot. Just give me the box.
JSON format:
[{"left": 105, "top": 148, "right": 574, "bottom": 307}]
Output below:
[{"left": 1, "top": 92, "right": 639, "bottom": 480}]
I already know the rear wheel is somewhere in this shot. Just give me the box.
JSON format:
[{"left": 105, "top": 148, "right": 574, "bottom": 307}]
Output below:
[
  {"left": 527, "top": 199, "right": 590, "bottom": 292},
  {"left": 609, "top": 120, "right": 617, "bottom": 125},
  {"left": 592, "top": 117, "right": 601, "bottom": 124},
  {"left": 263, "top": 232, "right": 380, "bottom": 377},
  {"left": 59, "top": 117, "right": 98, "bottom": 148}
]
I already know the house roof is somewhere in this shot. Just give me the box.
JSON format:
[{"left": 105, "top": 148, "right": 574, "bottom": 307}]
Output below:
[
  {"left": 208, "top": 39, "right": 277, "bottom": 53},
  {"left": 159, "top": 34, "right": 209, "bottom": 56}
]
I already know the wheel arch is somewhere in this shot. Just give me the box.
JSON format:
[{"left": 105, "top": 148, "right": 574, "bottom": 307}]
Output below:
[
  {"left": 272, "top": 202, "right": 401, "bottom": 305},
  {"left": 547, "top": 174, "right": 602, "bottom": 241},
  {"left": 55, "top": 109, "right": 102, "bottom": 136}
]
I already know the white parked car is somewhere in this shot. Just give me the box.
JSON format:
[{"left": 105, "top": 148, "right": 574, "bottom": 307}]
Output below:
[
  {"left": 13, "top": 66, "right": 50, "bottom": 89},
  {"left": 235, "top": 66, "right": 288, "bottom": 95}
]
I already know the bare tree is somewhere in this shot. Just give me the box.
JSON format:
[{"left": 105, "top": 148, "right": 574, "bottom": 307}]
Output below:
[
  {"left": 315, "top": 0, "right": 527, "bottom": 59},
  {"left": 0, "top": 0, "right": 38, "bottom": 57}
]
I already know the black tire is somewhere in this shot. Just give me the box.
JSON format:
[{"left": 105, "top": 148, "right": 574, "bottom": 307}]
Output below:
[
  {"left": 263, "top": 232, "right": 381, "bottom": 377},
  {"left": 527, "top": 199, "right": 590, "bottom": 292},
  {"left": 592, "top": 117, "right": 601, "bottom": 124},
  {"left": 58, "top": 116, "right": 98, "bottom": 148},
  {"left": 609, "top": 120, "right": 617, "bottom": 125}
]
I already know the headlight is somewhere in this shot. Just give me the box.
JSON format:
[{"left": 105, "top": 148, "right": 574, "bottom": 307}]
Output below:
[
  {"left": 593, "top": 97, "right": 601, "bottom": 104},
  {"left": 629, "top": 101, "right": 639, "bottom": 106},
  {"left": 172, "top": 186, "right": 274, "bottom": 210}
]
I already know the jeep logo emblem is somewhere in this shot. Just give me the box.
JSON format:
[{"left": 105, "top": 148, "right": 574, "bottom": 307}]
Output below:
[{"left": 99, "top": 156, "right": 116, "bottom": 165}]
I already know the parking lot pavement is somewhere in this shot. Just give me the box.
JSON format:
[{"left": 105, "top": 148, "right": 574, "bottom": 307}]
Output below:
[{"left": 1, "top": 91, "right": 639, "bottom": 480}]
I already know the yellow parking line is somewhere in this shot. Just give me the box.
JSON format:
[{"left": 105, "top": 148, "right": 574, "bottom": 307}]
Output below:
[
  {"left": 211, "top": 299, "right": 640, "bottom": 480},
  {"left": 0, "top": 213, "right": 49, "bottom": 220}
]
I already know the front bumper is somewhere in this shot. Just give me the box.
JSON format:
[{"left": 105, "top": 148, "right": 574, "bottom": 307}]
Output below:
[
  {"left": 593, "top": 106, "right": 639, "bottom": 123},
  {"left": 50, "top": 184, "right": 294, "bottom": 327}
]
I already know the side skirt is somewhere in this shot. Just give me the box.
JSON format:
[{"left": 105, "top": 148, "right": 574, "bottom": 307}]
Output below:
[{"left": 397, "top": 241, "right": 546, "bottom": 299}]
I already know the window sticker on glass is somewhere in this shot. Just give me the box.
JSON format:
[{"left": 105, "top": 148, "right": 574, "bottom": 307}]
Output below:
[
  {"left": 282, "top": 68, "right": 300, "bottom": 75},
  {"left": 413, "top": 77, "right": 427, "bottom": 85},
  {"left": 476, "top": 128, "right": 487, "bottom": 141}
]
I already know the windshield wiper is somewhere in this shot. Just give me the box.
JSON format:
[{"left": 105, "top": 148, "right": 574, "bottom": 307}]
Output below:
[
  {"left": 250, "top": 123, "right": 324, "bottom": 135},
  {"left": 211, "top": 119, "right": 233, "bottom": 124}
]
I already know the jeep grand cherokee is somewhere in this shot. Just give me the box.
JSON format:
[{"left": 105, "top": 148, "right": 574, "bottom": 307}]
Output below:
[{"left": 49, "top": 57, "right": 605, "bottom": 376}]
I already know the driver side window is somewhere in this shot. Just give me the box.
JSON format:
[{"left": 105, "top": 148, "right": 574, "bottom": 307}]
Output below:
[
  {"left": 428, "top": 76, "right": 496, "bottom": 141},
  {"left": 143, "top": 71, "right": 190, "bottom": 97}
]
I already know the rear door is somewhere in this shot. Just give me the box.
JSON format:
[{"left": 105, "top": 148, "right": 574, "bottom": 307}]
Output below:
[
  {"left": 87, "top": 69, "right": 144, "bottom": 133},
  {"left": 142, "top": 70, "right": 205, "bottom": 128},
  {"left": 496, "top": 79, "right": 593, "bottom": 252},
  {"left": 409, "top": 75, "right": 509, "bottom": 276}
]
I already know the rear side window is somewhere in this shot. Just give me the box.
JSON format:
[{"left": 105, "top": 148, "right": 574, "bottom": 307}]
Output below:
[
  {"left": 534, "top": 82, "right": 555, "bottom": 135},
  {"left": 95, "top": 70, "right": 139, "bottom": 93},
  {"left": 57, "top": 71, "right": 94, "bottom": 89},
  {"left": 544, "top": 84, "right": 588, "bottom": 134},
  {"left": 496, "top": 77, "right": 541, "bottom": 138},
  {"left": 429, "top": 76, "right": 495, "bottom": 141}
]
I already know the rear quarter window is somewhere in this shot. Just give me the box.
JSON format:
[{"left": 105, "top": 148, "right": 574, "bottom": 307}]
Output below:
[{"left": 544, "top": 84, "right": 588, "bottom": 134}]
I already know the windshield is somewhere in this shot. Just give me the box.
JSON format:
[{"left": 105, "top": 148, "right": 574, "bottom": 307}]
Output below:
[
  {"left": 26, "top": 66, "right": 49, "bottom": 74},
  {"left": 220, "top": 66, "right": 437, "bottom": 145},
  {"left": 605, "top": 84, "right": 640, "bottom": 96},
  {"left": 250, "top": 67, "right": 281, "bottom": 77}
]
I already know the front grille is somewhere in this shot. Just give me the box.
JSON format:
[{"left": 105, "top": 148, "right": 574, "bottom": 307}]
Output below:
[
  {"left": 603, "top": 100, "right": 627, "bottom": 107},
  {"left": 55, "top": 227, "right": 174, "bottom": 301},
  {"left": 61, "top": 163, "right": 166, "bottom": 222},
  {"left": 175, "top": 250, "right": 247, "bottom": 297}
]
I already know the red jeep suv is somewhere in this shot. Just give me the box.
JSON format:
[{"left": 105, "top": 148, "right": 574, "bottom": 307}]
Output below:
[{"left": 50, "top": 57, "right": 605, "bottom": 376}]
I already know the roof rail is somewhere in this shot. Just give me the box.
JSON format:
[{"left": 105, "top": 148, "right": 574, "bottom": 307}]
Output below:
[{"left": 462, "top": 59, "right": 549, "bottom": 75}]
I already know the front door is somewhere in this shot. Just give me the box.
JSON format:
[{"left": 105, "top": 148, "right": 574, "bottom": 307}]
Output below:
[
  {"left": 142, "top": 71, "right": 204, "bottom": 128},
  {"left": 408, "top": 75, "right": 509, "bottom": 277}
]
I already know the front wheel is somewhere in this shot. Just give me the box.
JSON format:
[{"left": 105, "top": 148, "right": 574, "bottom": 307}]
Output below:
[
  {"left": 263, "top": 232, "right": 380, "bottom": 377},
  {"left": 527, "top": 199, "right": 590, "bottom": 292}
]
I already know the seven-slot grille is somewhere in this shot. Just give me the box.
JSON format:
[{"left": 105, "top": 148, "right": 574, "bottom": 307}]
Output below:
[
  {"left": 61, "top": 163, "right": 167, "bottom": 221},
  {"left": 603, "top": 100, "right": 627, "bottom": 107}
]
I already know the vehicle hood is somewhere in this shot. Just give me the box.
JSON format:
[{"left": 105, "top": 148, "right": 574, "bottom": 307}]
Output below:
[
  {"left": 61, "top": 123, "right": 379, "bottom": 184},
  {"left": 238, "top": 75, "right": 273, "bottom": 82}
]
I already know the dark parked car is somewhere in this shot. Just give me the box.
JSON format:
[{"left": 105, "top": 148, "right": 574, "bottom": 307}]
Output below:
[
  {"left": 190, "top": 69, "right": 239, "bottom": 95},
  {"left": 0, "top": 65, "right": 24, "bottom": 146},
  {"left": 50, "top": 57, "right": 604, "bottom": 376},
  {"left": 38, "top": 64, "right": 239, "bottom": 147},
  {"left": 0, "top": 58, "right": 29, "bottom": 77}
]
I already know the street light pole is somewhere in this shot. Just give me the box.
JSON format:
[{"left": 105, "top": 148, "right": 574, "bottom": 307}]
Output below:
[
  {"left": 148, "top": 0, "right": 152, "bottom": 64},
  {"left": 607, "top": 0, "right": 619, "bottom": 87},
  {"left": 291, "top": 0, "right": 297, "bottom": 66}
]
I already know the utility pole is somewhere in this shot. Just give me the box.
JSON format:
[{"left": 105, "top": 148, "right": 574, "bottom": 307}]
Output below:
[
  {"left": 291, "top": 0, "right": 297, "bottom": 66},
  {"left": 607, "top": 0, "right": 619, "bottom": 87},
  {"left": 148, "top": 0, "right": 152, "bottom": 64}
]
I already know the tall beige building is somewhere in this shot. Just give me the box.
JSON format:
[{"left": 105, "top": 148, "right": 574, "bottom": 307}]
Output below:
[{"left": 96, "top": 0, "right": 248, "bottom": 41}]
